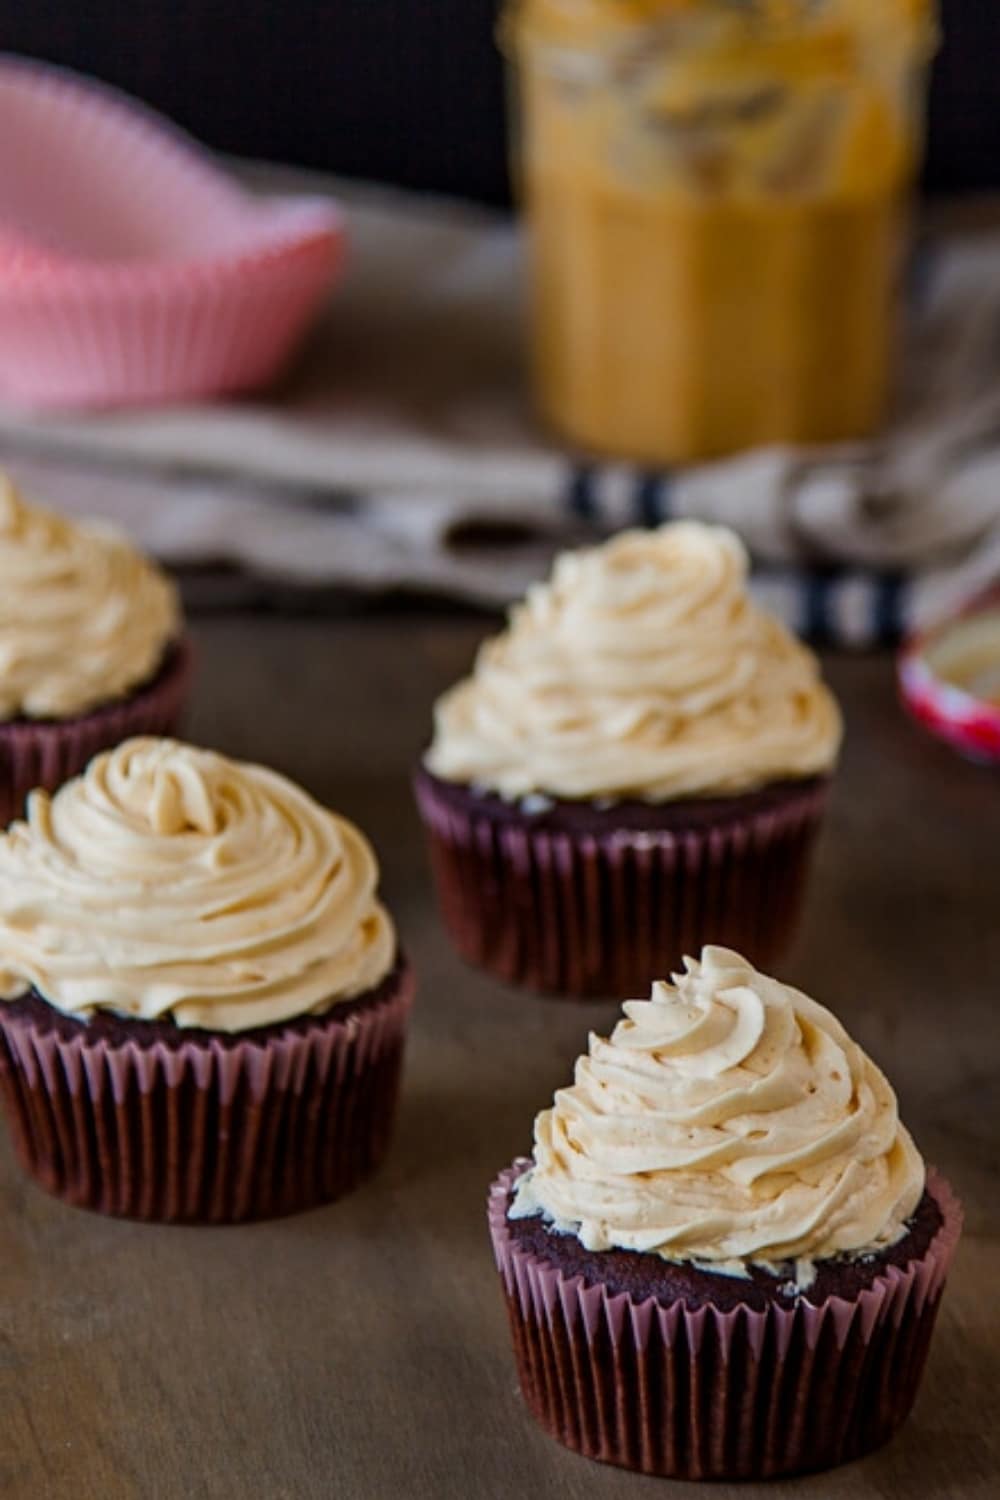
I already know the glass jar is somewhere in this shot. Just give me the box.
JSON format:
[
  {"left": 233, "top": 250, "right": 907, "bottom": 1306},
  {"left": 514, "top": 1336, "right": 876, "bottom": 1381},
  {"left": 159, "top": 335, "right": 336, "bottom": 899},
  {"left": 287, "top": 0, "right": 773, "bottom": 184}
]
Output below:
[{"left": 503, "top": 0, "right": 937, "bottom": 464}]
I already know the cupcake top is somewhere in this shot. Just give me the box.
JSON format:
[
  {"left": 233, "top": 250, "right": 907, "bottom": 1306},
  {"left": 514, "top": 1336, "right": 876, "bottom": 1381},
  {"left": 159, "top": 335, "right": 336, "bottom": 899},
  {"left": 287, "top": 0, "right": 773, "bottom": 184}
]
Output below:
[
  {"left": 0, "top": 738, "right": 396, "bottom": 1033},
  {"left": 0, "top": 475, "right": 180, "bottom": 721},
  {"left": 425, "top": 522, "right": 841, "bottom": 802},
  {"left": 511, "top": 946, "right": 924, "bottom": 1285}
]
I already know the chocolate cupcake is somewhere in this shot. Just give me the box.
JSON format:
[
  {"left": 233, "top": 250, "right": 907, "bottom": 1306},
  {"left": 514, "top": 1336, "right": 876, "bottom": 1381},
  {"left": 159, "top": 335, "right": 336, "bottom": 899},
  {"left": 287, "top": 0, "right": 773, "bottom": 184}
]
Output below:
[
  {"left": 416, "top": 522, "right": 841, "bottom": 996},
  {"left": 0, "top": 738, "right": 413, "bottom": 1222},
  {"left": 489, "top": 947, "right": 962, "bottom": 1481},
  {"left": 0, "top": 474, "right": 191, "bottom": 825}
]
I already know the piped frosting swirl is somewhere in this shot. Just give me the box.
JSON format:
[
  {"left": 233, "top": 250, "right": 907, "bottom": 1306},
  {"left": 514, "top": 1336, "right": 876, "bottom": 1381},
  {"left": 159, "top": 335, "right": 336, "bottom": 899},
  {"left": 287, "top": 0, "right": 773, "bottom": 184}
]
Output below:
[
  {"left": 511, "top": 946, "right": 924, "bottom": 1281},
  {"left": 0, "top": 475, "right": 180, "bottom": 721},
  {"left": 426, "top": 522, "right": 841, "bottom": 802},
  {"left": 0, "top": 738, "right": 396, "bottom": 1032}
]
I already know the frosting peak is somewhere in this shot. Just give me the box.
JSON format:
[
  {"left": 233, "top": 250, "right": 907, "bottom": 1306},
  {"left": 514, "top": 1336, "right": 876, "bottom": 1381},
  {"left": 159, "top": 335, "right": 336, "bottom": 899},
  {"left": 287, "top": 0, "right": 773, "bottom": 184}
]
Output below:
[
  {"left": 426, "top": 522, "right": 841, "bottom": 801},
  {"left": 0, "top": 739, "right": 396, "bottom": 1032},
  {"left": 511, "top": 947, "right": 924, "bottom": 1280},
  {"left": 0, "top": 475, "right": 180, "bottom": 721}
]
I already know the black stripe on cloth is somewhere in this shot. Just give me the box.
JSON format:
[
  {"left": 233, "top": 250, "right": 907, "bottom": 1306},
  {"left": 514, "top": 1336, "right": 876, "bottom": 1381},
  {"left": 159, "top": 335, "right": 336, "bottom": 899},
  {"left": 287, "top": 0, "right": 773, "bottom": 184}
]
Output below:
[
  {"left": 634, "top": 470, "right": 669, "bottom": 527},
  {"left": 803, "top": 569, "right": 837, "bottom": 643},
  {"left": 567, "top": 465, "right": 597, "bottom": 522},
  {"left": 874, "top": 571, "right": 907, "bottom": 644}
]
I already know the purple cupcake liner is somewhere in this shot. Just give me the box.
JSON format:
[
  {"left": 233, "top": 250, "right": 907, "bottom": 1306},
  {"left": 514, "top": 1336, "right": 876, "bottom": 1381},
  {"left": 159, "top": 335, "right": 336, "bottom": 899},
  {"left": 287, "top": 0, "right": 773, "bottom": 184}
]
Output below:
[
  {"left": 0, "top": 960, "right": 414, "bottom": 1223},
  {"left": 415, "top": 770, "right": 829, "bottom": 997},
  {"left": 0, "top": 635, "right": 194, "bottom": 827},
  {"left": 488, "top": 1162, "right": 962, "bottom": 1482}
]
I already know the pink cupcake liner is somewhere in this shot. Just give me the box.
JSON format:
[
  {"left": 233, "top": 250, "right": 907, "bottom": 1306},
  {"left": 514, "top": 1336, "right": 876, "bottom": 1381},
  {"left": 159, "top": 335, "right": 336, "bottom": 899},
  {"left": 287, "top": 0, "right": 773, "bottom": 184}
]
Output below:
[
  {"left": 0, "top": 636, "right": 193, "bottom": 827},
  {"left": 415, "top": 771, "right": 829, "bottom": 997},
  {"left": 0, "top": 55, "right": 344, "bottom": 407},
  {"left": 0, "top": 961, "right": 414, "bottom": 1223},
  {"left": 488, "top": 1162, "right": 962, "bottom": 1481}
]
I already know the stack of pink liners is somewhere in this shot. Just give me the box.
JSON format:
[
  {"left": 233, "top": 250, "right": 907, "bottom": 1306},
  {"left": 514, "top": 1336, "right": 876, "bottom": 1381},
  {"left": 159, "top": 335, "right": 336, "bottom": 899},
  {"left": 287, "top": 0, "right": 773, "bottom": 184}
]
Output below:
[{"left": 0, "top": 55, "right": 344, "bottom": 408}]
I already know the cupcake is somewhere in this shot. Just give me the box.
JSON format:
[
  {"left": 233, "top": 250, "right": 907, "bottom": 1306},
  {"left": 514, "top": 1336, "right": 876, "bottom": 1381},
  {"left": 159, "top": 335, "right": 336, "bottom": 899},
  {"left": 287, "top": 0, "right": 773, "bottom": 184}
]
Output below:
[
  {"left": 489, "top": 946, "right": 962, "bottom": 1481},
  {"left": 0, "top": 474, "right": 191, "bottom": 824},
  {"left": 0, "top": 737, "right": 414, "bottom": 1222},
  {"left": 415, "top": 522, "right": 841, "bottom": 996}
]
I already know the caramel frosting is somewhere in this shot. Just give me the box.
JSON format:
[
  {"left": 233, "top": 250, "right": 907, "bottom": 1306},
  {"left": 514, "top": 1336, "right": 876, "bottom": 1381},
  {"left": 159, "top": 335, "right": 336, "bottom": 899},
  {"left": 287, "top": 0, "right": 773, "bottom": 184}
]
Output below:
[
  {"left": 511, "top": 947, "right": 924, "bottom": 1282},
  {"left": 426, "top": 522, "right": 841, "bottom": 802},
  {"left": 0, "top": 739, "right": 396, "bottom": 1032},
  {"left": 0, "top": 475, "right": 180, "bottom": 721}
]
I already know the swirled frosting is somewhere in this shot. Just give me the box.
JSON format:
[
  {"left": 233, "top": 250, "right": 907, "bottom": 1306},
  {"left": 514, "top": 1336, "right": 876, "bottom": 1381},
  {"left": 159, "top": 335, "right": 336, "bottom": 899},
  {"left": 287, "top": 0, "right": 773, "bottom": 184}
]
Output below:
[
  {"left": 0, "top": 738, "right": 396, "bottom": 1032},
  {"left": 511, "top": 947, "right": 924, "bottom": 1282},
  {"left": 426, "top": 522, "right": 841, "bottom": 802},
  {"left": 0, "top": 475, "right": 180, "bottom": 720}
]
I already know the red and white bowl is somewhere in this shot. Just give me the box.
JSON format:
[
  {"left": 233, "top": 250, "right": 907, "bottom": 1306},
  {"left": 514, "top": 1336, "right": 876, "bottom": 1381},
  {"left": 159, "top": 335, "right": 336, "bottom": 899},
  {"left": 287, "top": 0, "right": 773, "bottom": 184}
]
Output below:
[
  {"left": 0, "top": 55, "right": 345, "bottom": 408},
  {"left": 898, "top": 594, "right": 1000, "bottom": 765}
]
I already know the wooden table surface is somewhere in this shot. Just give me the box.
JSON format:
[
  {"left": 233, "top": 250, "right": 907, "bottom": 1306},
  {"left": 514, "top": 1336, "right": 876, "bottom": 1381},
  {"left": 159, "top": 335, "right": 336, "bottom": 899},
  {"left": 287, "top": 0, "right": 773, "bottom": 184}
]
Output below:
[{"left": 2, "top": 612, "right": 997, "bottom": 1500}]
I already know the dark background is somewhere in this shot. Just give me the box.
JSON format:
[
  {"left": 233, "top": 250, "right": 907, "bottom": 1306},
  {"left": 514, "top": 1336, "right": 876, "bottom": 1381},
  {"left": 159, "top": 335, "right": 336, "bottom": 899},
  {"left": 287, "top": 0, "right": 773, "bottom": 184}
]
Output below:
[{"left": 3, "top": 0, "right": 997, "bottom": 201}]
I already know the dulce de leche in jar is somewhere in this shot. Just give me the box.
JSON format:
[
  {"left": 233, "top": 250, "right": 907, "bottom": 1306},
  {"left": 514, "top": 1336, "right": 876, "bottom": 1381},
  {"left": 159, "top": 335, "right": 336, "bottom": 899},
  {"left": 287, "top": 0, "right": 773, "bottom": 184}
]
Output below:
[{"left": 503, "top": 1, "right": 936, "bottom": 464}]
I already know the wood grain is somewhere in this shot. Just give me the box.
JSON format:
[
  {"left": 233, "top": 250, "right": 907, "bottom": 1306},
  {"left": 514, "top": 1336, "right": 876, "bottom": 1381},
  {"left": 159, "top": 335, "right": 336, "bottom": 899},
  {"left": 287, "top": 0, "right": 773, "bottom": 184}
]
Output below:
[{"left": 1, "top": 614, "right": 997, "bottom": 1500}]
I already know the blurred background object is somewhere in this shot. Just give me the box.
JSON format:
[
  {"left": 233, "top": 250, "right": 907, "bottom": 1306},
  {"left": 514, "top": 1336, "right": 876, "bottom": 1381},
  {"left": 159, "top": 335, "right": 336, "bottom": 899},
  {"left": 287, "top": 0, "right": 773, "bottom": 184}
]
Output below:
[
  {"left": 899, "top": 590, "right": 1000, "bottom": 763},
  {"left": 0, "top": 57, "right": 343, "bottom": 408},
  {"left": 0, "top": 0, "right": 995, "bottom": 202},
  {"left": 504, "top": 0, "right": 936, "bottom": 463},
  {"left": 0, "top": 1, "right": 998, "bottom": 641}
]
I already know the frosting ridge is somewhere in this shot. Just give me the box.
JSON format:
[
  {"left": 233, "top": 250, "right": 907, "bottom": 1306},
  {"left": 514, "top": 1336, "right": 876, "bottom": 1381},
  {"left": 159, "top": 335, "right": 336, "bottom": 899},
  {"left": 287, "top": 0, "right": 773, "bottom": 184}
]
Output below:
[
  {"left": 511, "top": 946, "right": 924, "bottom": 1279},
  {"left": 0, "top": 475, "right": 180, "bottom": 720},
  {"left": 426, "top": 522, "right": 841, "bottom": 801},
  {"left": 0, "top": 738, "right": 396, "bottom": 1032}
]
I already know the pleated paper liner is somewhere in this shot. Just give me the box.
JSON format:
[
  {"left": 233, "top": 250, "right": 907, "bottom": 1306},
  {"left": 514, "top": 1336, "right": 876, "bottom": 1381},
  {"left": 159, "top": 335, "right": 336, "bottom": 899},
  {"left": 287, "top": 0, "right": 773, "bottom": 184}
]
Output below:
[
  {"left": 0, "top": 232, "right": 340, "bottom": 408},
  {"left": 414, "top": 767, "right": 829, "bottom": 997},
  {"left": 0, "top": 636, "right": 193, "bottom": 828},
  {"left": 488, "top": 1162, "right": 962, "bottom": 1482},
  {"left": 0, "top": 959, "right": 414, "bottom": 1223},
  {"left": 0, "top": 56, "right": 343, "bottom": 408}
]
